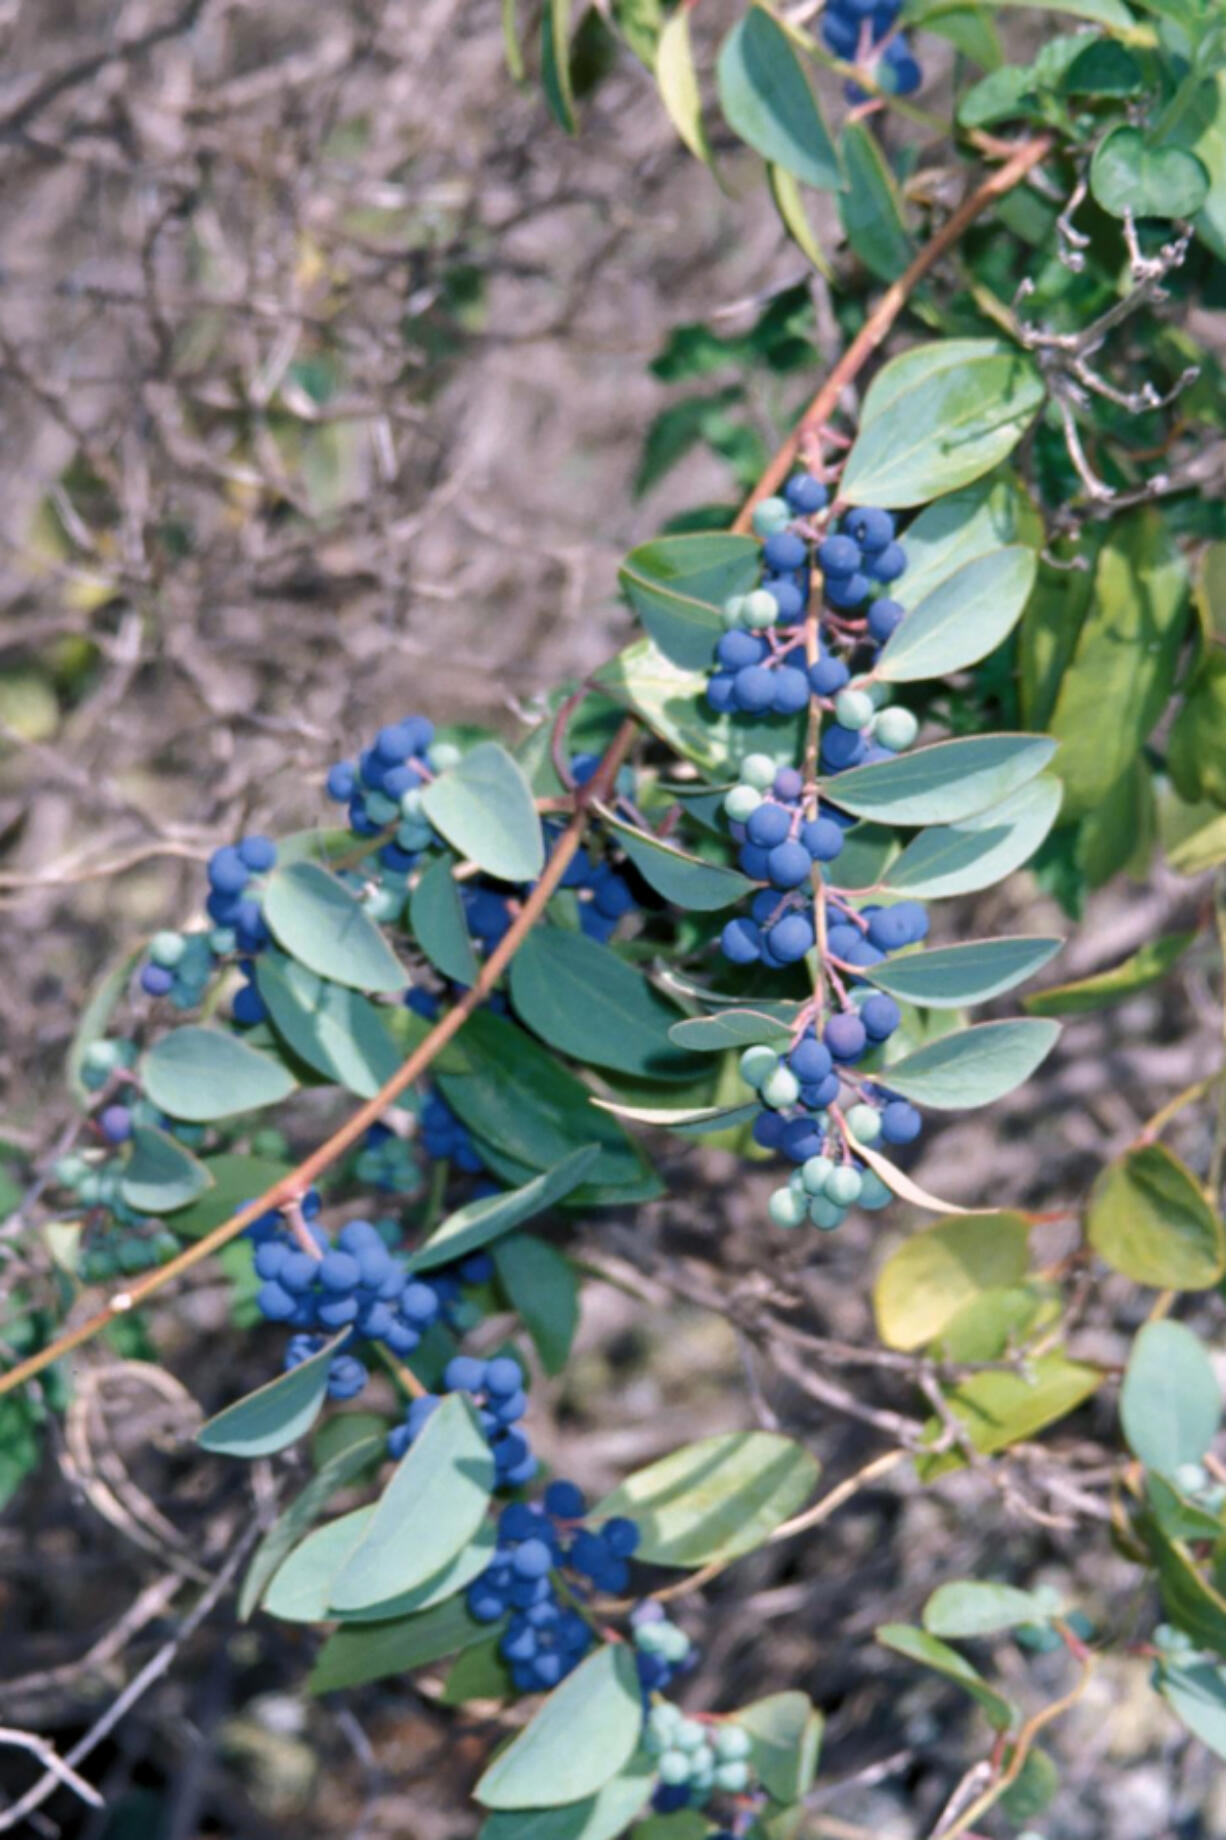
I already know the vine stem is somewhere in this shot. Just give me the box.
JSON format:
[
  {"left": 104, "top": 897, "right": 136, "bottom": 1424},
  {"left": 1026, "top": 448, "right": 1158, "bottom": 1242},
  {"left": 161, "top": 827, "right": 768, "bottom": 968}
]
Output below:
[
  {"left": 0, "top": 719, "right": 640, "bottom": 1399},
  {"left": 731, "top": 132, "right": 1055, "bottom": 534}
]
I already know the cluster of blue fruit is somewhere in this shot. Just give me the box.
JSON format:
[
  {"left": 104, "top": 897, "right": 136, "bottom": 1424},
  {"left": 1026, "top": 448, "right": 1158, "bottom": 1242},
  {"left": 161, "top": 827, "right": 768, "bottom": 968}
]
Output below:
[
  {"left": 325, "top": 715, "right": 458, "bottom": 872},
  {"left": 387, "top": 1353, "right": 537, "bottom": 1484},
  {"left": 820, "top": 0, "right": 922, "bottom": 97},
  {"left": 139, "top": 834, "right": 278, "bottom": 1010},
  {"left": 466, "top": 1481, "right": 641, "bottom": 1690},
  {"left": 457, "top": 818, "right": 640, "bottom": 958}
]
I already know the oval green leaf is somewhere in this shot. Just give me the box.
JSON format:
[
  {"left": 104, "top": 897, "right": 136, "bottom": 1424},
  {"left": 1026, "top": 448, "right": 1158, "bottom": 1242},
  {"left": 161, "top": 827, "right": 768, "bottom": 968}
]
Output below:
[
  {"left": 410, "top": 1146, "right": 599, "bottom": 1273},
  {"left": 619, "top": 534, "right": 760, "bottom": 672},
  {"left": 509, "top": 928, "right": 694, "bottom": 1081},
  {"left": 923, "top": 1580, "right": 1058, "bottom": 1639},
  {"left": 475, "top": 1644, "right": 645, "bottom": 1809},
  {"left": 120, "top": 1124, "right": 212, "bottom": 1214},
  {"left": 410, "top": 855, "right": 480, "bottom": 986},
  {"left": 593, "top": 1431, "right": 818, "bottom": 1567},
  {"left": 882, "top": 774, "right": 1062, "bottom": 899},
  {"left": 865, "top": 936, "right": 1062, "bottom": 1008},
  {"left": 329, "top": 1393, "right": 495, "bottom": 1612},
  {"left": 142, "top": 1026, "right": 297, "bottom": 1123},
  {"left": 736, "top": 1692, "right": 823, "bottom": 1804},
  {"left": 880, "top": 1018, "right": 1060, "bottom": 1110},
  {"left": 1091, "top": 126, "right": 1210, "bottom": 221},
  {"left": 875, "top": 1624, "right": 1016, "bottom": 1730},
  {"left": 604, "top": 814, "right": 755, "bottom": 911},
  {"left": 198, "top": 1334, "right": 344, "bottom": 1457},
  {"left": 716, "top": 5, "right": 839, "bottom": 192},
  {"left": 422, "top": 742, "right": 545, "bottom": 884},
  {"left": 874, "top": 1213, "right": 1032, "bottom": 1351},
  {"left": 1086, "top": 1145, "right": 1226, "bottom": 1289},
  {"left": 825, "top": 734, "right": 1056, "bottom": 826},
  {"left": 256, "top": 954, "right": 403, "bottom": 1098},
  {"left": 656, "top": 8, "right": 711, "bottom": 162},
  {"left": 1121, "top": 1320, "right": 1222, "bottom": 1476},
  {"left": 263, "top": 861, "right": 408, "bottom": 993},
  {"left": 479, "top": 1756, "right": 655, "bottom": 1840},
  {"left": 1023, "top": 931, "right": 1194, "bottom": 1017},
  {"left": 309, "top": 1595, "right": 489, "bottom": 1695},
  {"left": 876, "top": 547, "right": 1037, "bottom": 683},
  {"left": 239, "top": 1433, "right": 385, "bottom": 1621}
]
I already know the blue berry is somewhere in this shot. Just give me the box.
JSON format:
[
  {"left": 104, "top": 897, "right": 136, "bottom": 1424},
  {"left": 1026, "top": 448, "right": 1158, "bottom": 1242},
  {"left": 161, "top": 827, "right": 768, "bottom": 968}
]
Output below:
[
  {"left": 717, "top": 630, "right": 767, "bottom": 671},
  {"left": 768, "top": 913, "right": 815, "bottom": 962},
  {"left": 882, "top": 1099, "right": 922, "bottom": 1144},
  {"left": 825, "top": 1013, "right": 868, "bottom": 1060},
  {"left": 809, "top": 652, "right": 850, "bottom": 696},
  {"left": 237, "top": 834, "right": 277, "bottom": 872},
  {"left": 784, "top": 473, "right": 828, "bottom": 513},
  {"left": 721, "top": 917, "right": 761, "bottom": 965},
  {"left": 818, "top": 534, "right": 861, "bottom": 578},
  {"left": 861, "top": 993, "right": 902, "bottom": 1040},
  {"left": 733, "top": 666, "right": 777, "bottom": 713},
  {"left": 767, "top": 841, "right": 812, "bottom": 889},
  {"left": 844, "top": 507, "right": 895, "bottom": 552},
  {"left": 867, "top": 598, "right": 906, "bottom": 643},
  {"left": 763, "top": 530, "right": 808, "bottom": 572},
  {"left": 747, "top": 804, "right": 792, "bottom": 848},
  {"left": 801, "top": 817, "right": 844, "bottom": 862},
  {"left": 789, "top": 1035, "right": 833, "bottom": 1083}
]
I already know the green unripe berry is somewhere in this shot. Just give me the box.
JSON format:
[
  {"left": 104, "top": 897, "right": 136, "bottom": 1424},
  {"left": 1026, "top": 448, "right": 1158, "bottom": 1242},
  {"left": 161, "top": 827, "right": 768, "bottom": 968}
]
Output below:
[
  {"left": 689, "top": 1742, "right": 715, "bottom": 1777},
  {"left": 78, "top": 1173, "right": 103, "bottom": 1206},
  {"left": 768, "top": 1186, "right": 809, "bottom": 1229},
  {"left": 427, "top": 740, "right": 462, "bottom": 773},
  {"left": 742, "top": 589, "right": 779, "bottom": 631},
  {"left": 874, "top": 706, "right": 919, "bottom": 751},
  {"left": 398, "top": 821, "right": 433, "bottom": 852},
  {"left": 365, "top": 791, "right": 399, "bottom": 826},
  {"left": 83, "top": 1039, "right": 122, "bottom": 1074},
  {"left": 634, "top": 1623, "right": 667, "bottom": 1656},
  {"left": 251, "top": 1128, "right": 290, "bottom": 1158},
  {"left": 657, "top": 1751, "right": 691, "bottom": 1786},
  {"left": 399, "top": 787, "right": 424, "bottom": 819},
  {"left": 739, "top": 1045, "right": 780, "bottom": 1088},
  {"left": 54, "top": 1154, "right": 89, "bottom": 1189},
  {"left": 208, "top": 926, "right": 237, "bottom": 956},
  {"left": 724, "top": 784, "right": 762, "bottom": 823},
  {"left": 826, "top": 1165, "right": 863, "bottom": 1207},
  {"left": 363, "top": 887, "right": 402, "bottom": 923},
  {"left": 809, "top": 1195, "right": 847, "bottom": 1231},
  {"left": 658, "top": 1624, "right": 691, "bottom": 1663},
  {"left": 675, "top": 1719, "right": 706, "bottom": 1753},
  {"left": 858, "top": 1169, "right": 894, "bottom": 1211},
  {"left": 834, "top": 688, "right": 875, "bottom": 731},
  {"left": 714, "top": 1761, "right": 750, "bottom": 1793},
  {"left": 149, "top": 930, "right": 186, "bottom": 968},
  {"left": 1175, "top": 1461, "right": 1209, "bottom": 1495},
  {"left": 713, "top": 1725, "right": 752, "bottom": 1762},
  {"left": 867, "top": 680, "right": 891, "bottom": 710},
  {"left": 845, "top": 1102, "right": 882, "bottom": 1144},
  {"left": 740, "top": 753, "right": 777, "bottom": 792},
  {"left": 761, "top": 1065, "right": 801, "bottom": 1110},
  {"left": 801, "top": 1154, "right": 834, "bottom": 1195},
  {"left": 722, "top": 594, "right": 748, "bottom": 629},
  {"left": 751, "top": 496, "right": 792, "bottom": 536}
]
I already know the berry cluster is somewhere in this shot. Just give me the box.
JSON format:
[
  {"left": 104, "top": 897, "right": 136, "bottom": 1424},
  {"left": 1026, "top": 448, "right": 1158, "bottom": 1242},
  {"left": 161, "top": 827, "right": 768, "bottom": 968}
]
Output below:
[
  {"left": 819, "top": 0, "right": 922, "bottom": 97},
  {"left": 140, "top": 835, "right": 277, "bottom": 1010},
  {"left": 466, "top": 1482, "right": 641, "bottom": 1690},
  {"left": 387, "top": 1353, "right": 536, "bottom": 1485},
  {"left": 353, "top": 1121, "right": 421, "bottom": 1193},
  {"left": 631, "top": 1601, "right": 697, "bottom": 1694},
  {"left": 419, "top": 1093, "right": 487, "bottom": 1174},
  {"left": 78, "top": 1219, "right": 180, "bottom": 1283},
  {"left": 325, "top": 716, "right": 458, "bottom": 873},
  {"left": 644, "top": 1704, "right": 754, "bottom": 1805}
]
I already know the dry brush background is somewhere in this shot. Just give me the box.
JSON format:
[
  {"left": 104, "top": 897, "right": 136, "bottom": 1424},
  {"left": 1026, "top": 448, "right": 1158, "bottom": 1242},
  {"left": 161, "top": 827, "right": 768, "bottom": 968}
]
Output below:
[{"left": 1, "top": 3, "right": 1224, "bottom": 1836}]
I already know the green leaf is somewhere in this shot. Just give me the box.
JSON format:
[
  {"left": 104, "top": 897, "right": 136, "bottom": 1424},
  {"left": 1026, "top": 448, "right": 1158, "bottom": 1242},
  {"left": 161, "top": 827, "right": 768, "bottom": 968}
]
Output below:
[
  {"left": 410, "top": 856, "right": 480, "bottom": 986},
  {"left": 1024, "top": 931, "right": 1194, "bottom": 1016},
  {"left": 198, "top": 1335, "right": 344, "bottom": 1457},
  {"left": 591, "top": 1095, "right": 760, "bottom": 1133},
  {"left": 716, "top": 5, "right": 839, "bottom": 191},
  {"left": 411, "top": 1148, "right": 599, "bottom": 1273},
  {"left": 264, "top": 861, "right": 408, "bottom": 993},
  {"left": 736, "top": 1693, "right": 823, "bottom": 1803},
  {"left": 255, "top": 954, "right": 402, "bottom": 1098},
  {"left": 1121, "top": 1320, "right": 1222, "bottom": 1476},
  {"left": 492, "top": 1234, "right": 579, "bottom": 1374},
  {"left": 840, "top": 341, "right": 1044, "bottom": 507},
  {"left": 923, "top": 1580, "right": 1058, "bottom": 1638},
  {"left": 509, "top": 929, "right": 695, "bottom": 1081},
  {"left": 157, "top": 1152, "right": 292, "bottom": 1239},
  {"left": 1086, "top": 1145, "right": 1225, "bottom": 1289},
  {"left": 142, "top": 1027, "right": 297, "bottom": 1124},
  {"left": 1140, "top": 1513, "right": 1226, "bottom": 1657},
  {"left": 542, "top": 0, "right": 578, "bottom": 133},
  {"left": 1190, "top": 71, "right": 1226, "bottom": 262},
  {"left": 67, "top": 948, "right": 141, "bottom": 1103},
  {"left": 475, "top": 1645, "right": 645, "bottom": 1809},
  {"left": 883, "top": 774, "right": 1062, "bottom": 899},
  {"left": 826, "top": 735, "right": 1057, "bottom": 826},
  {"left": 422, "top": 742, "right": 545, "bottom": 884},
  {"left": 309, "top": 1595, "right": 490, "bottom": 1694},
  {"left": 439, "top": 1010, "right": 660, "bottom": 1206},
  {"left": 238, "top": 1432, "right": 385, "bottom": 1620},
  {"left": 877, "top": 1019, "right": 1060, "bottom": 1110},
  {"left": 329, "top": 1394, "right": 495, "bottom": 1612},
  {"left": 894, "top": 473, "right": 1041, "bottom": 612},
  {"left": 593, "top": 1431, "right": 818, "bottom": 1567},
  {"left": 768, "top": 164, "right": 833, "bottom": 276},
  {"left": 603, "top": 814, "right": 755, "bottom": 911},
  {"left": 478, "top": 1759, "right": 656, "bottom": 1840},
  {"left": 619, "top": 534, "right": 760, "bottom": 670},
  {"left": 917, "top": 1354, "right": 1103, "bottom": 1478},
  {"left": 119, "top": 1125, "right": 211, "bottom": 1213},
  {"left": 909, "top": 0, "right": 1136, "bottom": 30},
  {"left": 838, "top": 121, "right": 913, "bottom": 281},
  {"left": 1047, "top": 509, "right": 1189, "bottom": 822},
  {"left": 875, "top": 1625, "right": 1016, "bottom": 1729},
  {"left": 1157, "top": 1660, "right": 1226, "bottom": 1761},
  {"left": 266, "top": 1510, "right": 496, "bottom": 1623},
  {"left": 873, "top": 1213, "right": 1032, "bottom": 1350},
  {"left": 443, "top": 1634, "right": 514, "bottom": 1704},
  {"left": 593, "top": 638, "right": 805, "bottom": 783},
  {"left": 1019, "top": 546, "right": 1098, "bottom": 731},
  {"left": 865, "top": 937, "right": 1061, "bottom": 1008},
  {"left": 668, "top": 1009, "right": 794, "bottom": 1051},
  {"left": 1162, "top": 794, "right": 1226, "bottom": 876},
  {"left": 655, "top": 8, "right": 711, "bottom": 162},
  {"left": 876, "top": 547, "right": 1037, "bottom": 683},
  {"left": 1091, "top": 125, "right": 1210, "bottom": 219}
]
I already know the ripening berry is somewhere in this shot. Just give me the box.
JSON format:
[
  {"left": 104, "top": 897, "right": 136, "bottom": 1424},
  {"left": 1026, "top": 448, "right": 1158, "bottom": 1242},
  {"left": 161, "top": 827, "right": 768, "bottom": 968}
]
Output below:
[
  {"left": 874, "top": 706, "right": 919, "bottom": 751},
  {"left": 801, "top": 1154, "right": 834, "bottom": 1194},
  {"left": 858, "top": 1169, "right": 894, "bottom": 1210},
  {"left": 743, "top": 588, "right": 780, "bottom": 630},
  {"left": 768, "top": 1186, "right": 809, "bottom": 1228},
  {"left": 761, "top": 1065, "right": 801, "bottom": 1110},
  {"left": 739, "top": 1045, "right": 780, "bottom": 1088},
  {"left": 826, "top": 1165, "right": 863, "bottom": 1207},
  {"left": 751, "top": 496, "right": 793, "bottom": 536},
  {"left": 741, "top": 754, "right": 778, "bottom": 792},
  {"left": 721, "top": 594, "right": 749, "bottom": 631},
  {"left": 825, "top": 1012, "right": 868, "bottom": 1060},
  {"left": 845, "top": 1102, "right": 883, "bottom": 1144},
  {"left": 724, "top": 784, "right": 762, "bottom": 823},
  {"left": 774, "top": 766, "right": 804, "bottom": 801},
  {"left": 835, "top": 688, "right": 876, "bottom": 731}
]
